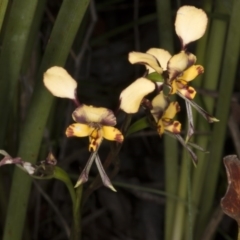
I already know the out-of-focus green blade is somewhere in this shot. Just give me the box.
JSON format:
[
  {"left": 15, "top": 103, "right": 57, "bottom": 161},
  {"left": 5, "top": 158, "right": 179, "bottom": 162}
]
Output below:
[
  {"left": 0, "top": 0, "right": 39, "bottom": 147},
  {"left": 155, "top": 1, "right": 179, "bottom": 240},
  {"left": 196, "top": 0, "right": 240, "bottom": 236},
  {"left": 0, "top": 0, "right": 9, "bottom": 33},
  {"left": 3, "top": 1, "right": 90, "bottom": 240},
  {"left": 126, "top": 117, "right": 150, "bottom": 137}
]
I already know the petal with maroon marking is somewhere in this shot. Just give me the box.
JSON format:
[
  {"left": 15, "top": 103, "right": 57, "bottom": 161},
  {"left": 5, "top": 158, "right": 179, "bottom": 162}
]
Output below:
[
  {"left": 128, "top": 52, "right": 163, "bottom": 74},
  {"left": 169, "top": 80, "right": 178, "bottom": 95},
  {"left": 157, "top": 119, "right": 165, "bottom": 136},
  {"left": 65, "top": 123, "right": 90, "bottom": 137},
  {"left": 178, "top": 86, "right": 196, "bottom": 99},
  {"left": 72, "top": 105, "right": 116, "bottom": 126},
  {"left": 89, "top": 128, "right": 103, "bottom": 152},
  {"left": 164, "top": 120, "right": 182, "bottom": 134},
  {"left": 120, "top": 78, "right": 155, "bottom": 113},
  {"left": 175, "top": 6, "right": 208, "bottom": 48},
  {"left": 168, "top": 51, "right": 196, "bottom": 81},
  {"left": 146, "top": 48, "right": 172, "bottom": 71},
  {"left": 102, "top": 126, "right": 124, "bottom": 143},
  {"left": 180, "top": 65, "right": 204, "bottom": 82},
  {"left": 163, "top": 102, "right": 181, "bottom": 119},
  {"left": 43, "top": 66, "right": 77, "bottom": 99}
]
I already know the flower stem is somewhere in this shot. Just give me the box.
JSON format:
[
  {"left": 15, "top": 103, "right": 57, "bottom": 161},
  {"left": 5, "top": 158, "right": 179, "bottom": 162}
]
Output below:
[{"left": 70, "top": 186, "right": 83, "bottom": 240}]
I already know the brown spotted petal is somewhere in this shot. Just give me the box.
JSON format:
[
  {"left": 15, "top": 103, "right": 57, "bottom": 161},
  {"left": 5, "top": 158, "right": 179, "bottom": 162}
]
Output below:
[
  {"left": 72, "top": 104, "right": 116, "bottom": 126},
  {"left": 102, "top": 126, "right": 124, "bottom": 143},
  {"left": 167, "top": 51, "right": 196, "bottom": 81},
  {"left": 221, "top": 155, "right": 240, "bottom": 225},
  {"left": 163, "top": 102, "right": 181, "bottom": 120},
  {"left": 66, "top": 123, "right": 90, "bottom": 137},
  {"left": 164, "top": 120, "right": 181, "bottom": 134},
  {"left": 179, "top": 65, "right": 204, "bottom": 82},
  {"left": 89, "top": 127, "right": 103, "bottom": 152},
  {"left": 178, "top": 85, "right": 196, "bottom": 100}
]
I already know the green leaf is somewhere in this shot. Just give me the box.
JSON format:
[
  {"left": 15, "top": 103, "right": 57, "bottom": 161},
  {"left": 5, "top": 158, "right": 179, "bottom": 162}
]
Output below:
[
  {"left": 125, "top": 117, "right": 150, "bottom": 137},
  {"left": 186, "top": 142, "right": 209, "bottom": 153},
  {"left": 54, "top": 166, "right": 76, "bottom": 207},
  {"left": 147, "top": 72, "right": 164, "bottom": 82}
]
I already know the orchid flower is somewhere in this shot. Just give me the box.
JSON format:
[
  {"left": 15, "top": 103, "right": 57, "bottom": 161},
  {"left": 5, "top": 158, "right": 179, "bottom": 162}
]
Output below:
[
  {"left": 151, "top": 92, "right": 181, "bottom": 136},
  {"left": 44, "top": 66, "right": 124, "bottom": 191},
  {"left": 66, "top": 105, "right": 123, "bottom": 152},
  {"left": 126, "top": 6, "right": 218, "bottom": 125},
  {"left": 128, "top": 6, "right": 208, "bottom": 99},
  {"left": 65, "top": 105, "right": 123, "bottom": 191}
]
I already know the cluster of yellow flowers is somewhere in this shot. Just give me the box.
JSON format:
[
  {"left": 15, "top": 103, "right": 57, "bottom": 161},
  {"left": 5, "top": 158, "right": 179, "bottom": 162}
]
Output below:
[{"left": 43, "top": 6, "right": 218, "bottom": 190}]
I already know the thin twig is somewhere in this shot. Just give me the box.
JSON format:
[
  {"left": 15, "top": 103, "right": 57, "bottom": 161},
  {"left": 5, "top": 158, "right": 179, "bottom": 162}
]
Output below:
[
  {"left": 33, "top": 181, "right": 71, "bottom": 238},
  {"left": 200, "top": 206, "right": 224, "bottom": 240},
  {"left": 228, "top": 114, "right": 240, "bottom": 157},
  {"left": 74, "top": 0, "right": 98, "bottom": 77}
]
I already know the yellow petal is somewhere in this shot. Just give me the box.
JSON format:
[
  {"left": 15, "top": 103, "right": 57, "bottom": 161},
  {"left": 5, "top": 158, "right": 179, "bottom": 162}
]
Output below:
[
  {"left": 65, "top": 123, "right": 90, "bottom": 137},
  {"left": 178, "top": 86, "right": 196, "bottom": 99},
  {"left": 157, "top": 119, "right": 165, "bottom": 136},
  {"left": 151, "top": 92, "right": 169, "bottom": 121},
  {"left": 169, "top": 80, "right": 178, "bottom": 95},
  {"left": 72, "top": 105, "right": 116, "bottom": 126},
  {"left": 164, "top": 120, "right": 181, "bottom": 134},
  {"left": 43, "top": 66, "right": 77, "bottom": 99},
  {"left": 102, "top": 126, "right": 124, "bottom": 142},
  {"left": 175, "top": 6, "right": 208, "bottom": 47},
  {"left": 128, "top": 52, "right": 163, "bottom": 74},
  {"left": 175, "top": 79, "right": 187, "bottom": 89},
  {"left": 120, "top": 78, "right": 155, "bottom": 113},
  {"left": 89, "top": 128, "right": 103, "bottom": 152},
  {"left": 146, "top": 48, "right": 172, "bottom": 71},
  {"left": 180, "top": 65, "right": 204, "bottom": 82},
  {"left": 167, "top": 51, "right": 196, "bottom": 80},
  {"left": 163, "top": 102, "right": 181, "bottom": 119}
]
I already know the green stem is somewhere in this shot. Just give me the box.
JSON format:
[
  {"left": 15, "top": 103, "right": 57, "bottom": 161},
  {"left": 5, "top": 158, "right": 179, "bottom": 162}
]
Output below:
[
  {"left": 54, "top": 166, "right": 76, "bottom": 207},
  {"left": 155, "top": 1, "right": 179, "bottom": 239},
  {"left": 187, "top": 157, "right": 193, "bottom": 240},
  {"left": 171, "top": 150, "right": 188, "bottom": 240},
  {"left": 70, "top": 186, "right": 83, "bottom": 240}
]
